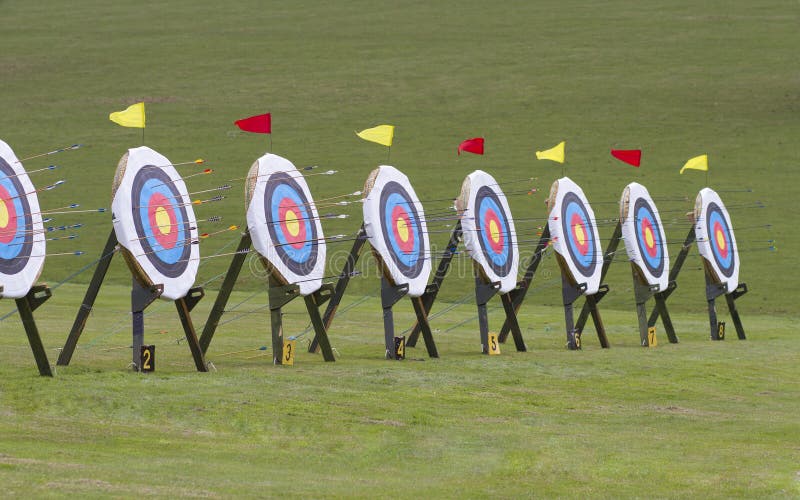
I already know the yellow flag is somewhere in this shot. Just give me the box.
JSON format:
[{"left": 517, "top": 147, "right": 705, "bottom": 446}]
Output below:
[
  {"left": 356, "top": 124, "right": 394, "bottom": 147},
  {"left": 109, "top": 102, "right": 146, "bottom": 128},
  {"left": 536, "top": 141, "right": 565, "bottom": 163},
  {"left": 679, "top": 154, "right": 708, "bottom": 174}
]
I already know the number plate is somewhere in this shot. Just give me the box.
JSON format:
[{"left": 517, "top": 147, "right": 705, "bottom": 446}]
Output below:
[
  {"left": 647, "top": 326, "right": 658, "bottom": 347},
  {"left": 394, "top": 336, "right": 405, "bottom": 360},
  {"left": 283, "top": 339, "right": 296, "bottom": 366},
  {"left": 140, "top": 345, "right": 155, "bottom": 372},
  {"left": 487, "top": 332, "right": 501, "bottom": 355}
]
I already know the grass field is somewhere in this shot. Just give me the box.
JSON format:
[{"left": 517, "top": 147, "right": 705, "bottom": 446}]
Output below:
[{"left": 1, "top": 0, "right": 799, "bottom": 497}]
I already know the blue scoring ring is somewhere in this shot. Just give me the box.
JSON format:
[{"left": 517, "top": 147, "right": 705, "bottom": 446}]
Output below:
[
  {"left": 0, "top": 157, "right": 33, "bottom": 273},
  {"left": 561, "top": 192, "right": 597, "bottom": 277},
  {"left": 131, "top": 167, "right": 191, "bottom": 278},
  {"left": 263, "top": 172, "right": 318, "bottom": 276},
  {"left": 474, "top": 185, "right": 513, "bottom": 276},
  {"left": 379, "top": 181, "right": 425, "bottom": 279},
  {"left": 633, "top": 198, "right": 665, "bottom": 278}
]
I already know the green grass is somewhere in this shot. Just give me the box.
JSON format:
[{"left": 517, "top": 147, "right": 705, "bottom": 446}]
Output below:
[
  {"left": 1, "top": 0, "right": 799, "bottom": 497},
  {"left": 1, "top": 284, "right": 799, "bottom": 497}
]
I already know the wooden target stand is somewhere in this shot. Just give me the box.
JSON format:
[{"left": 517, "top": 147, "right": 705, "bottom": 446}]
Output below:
[
  {"left": 558, "top": 223, "right": 619, "bottom": 351},
  {"left": 404, "top": 220, "right": 529, "bottom": 355},
  {"left": 199, "top": 229, "right": 337, "bottom": 365},
  {"left": 57, "top": 229, "right": 208, "bottom": 372},
  {"left": 2, "top": 284, "right": 55, "bottom": 377},
  {"left": 649, "top": 226, "right": 747, "bottom": 341},
  {"left": 308, "top": 223, "right": 439, "bottom": 360},
  {"left": 573, "top": 222, "right": 679, "bottom": 348}
]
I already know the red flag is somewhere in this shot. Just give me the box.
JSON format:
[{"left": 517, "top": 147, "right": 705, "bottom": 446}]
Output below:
[
  {"left": 611, "top": 149, "right": 641, "bottom": 167},
  {"left": 458, "top": 137, "right": 484, "bottom": 156},
  {"left": 235, "top": 113, "right": 271, "bottom": 134}
]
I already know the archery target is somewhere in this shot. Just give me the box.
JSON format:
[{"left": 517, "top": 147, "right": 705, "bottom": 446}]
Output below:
[
  {"left": 111, "top": 146, "right": 199, "bottom": 301},
  {"left": 456, "top": 170, "right": 519, "bottom": 293},
  {"left": 362, "top": 165, "right": 430, "bottom": 297},
  {"left": 694, "top": 187, "right": 739, "bottom": 292},
  {"left": 245, "top": 153, "right": 325, "bottom": 296},
  {"left": 546, "top": 177, "right": 602, "bottom": 295},
  {"left": 0, "top": 140, "right": 45, "bottom": 298},
  {"left": 620, "top": 182, "right": 669, "bottom": 291}
]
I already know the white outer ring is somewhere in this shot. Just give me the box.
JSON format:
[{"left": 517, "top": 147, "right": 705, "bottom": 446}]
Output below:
[
  {"left": 246, "top": 153, "right": 326, "bottom": 296},
  {"left": 694, "top": 187, "right": 740, "bottom": 293},
  {"left": 112, "top": 146, "right": 199, "bottom": 301},
  {"left": 0, "top": 139, "right": 45, "bottom": 299},
  {"left": 459, "top": 170, "right": 519, "bottom": 293},
  {"left": 620, "top": 182, "right": 669, "bottom": 291},
  {"left": 547, "top": 176, "right": 602, "bottom": 295},
  {"left": 362, "top": 165, "right": 431, "bottom": 297}
]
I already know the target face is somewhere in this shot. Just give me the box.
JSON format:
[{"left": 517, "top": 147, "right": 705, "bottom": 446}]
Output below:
[
  {"left": 546, "top": 177, "right": 602, "bottom": 295},
  {"left": 458, "top": 170, "right": 518, "bottom": 293},
  {"left": 0, "top": 140, "right": 45, "bottom": 298},
  {"left": 620, "top": 183, "right": 669, "bottom": 290},
  {"left": 363, "top": 166, "right": 430, "bottom": 297},
  {"left": 246, "top": 154, "right": 325, "bottom": 296},
  {"left": 694, "top": 188, "right": 739, "bottom": 292},
  {"left": 112, "top": 147, "right": 199, "bottom": 301}
]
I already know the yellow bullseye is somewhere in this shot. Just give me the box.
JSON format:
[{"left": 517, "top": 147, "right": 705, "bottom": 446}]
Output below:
[
  {"left": 285, "top": 209, "right": 300, "bottom": 237},
  {"left": 716, "top": 229, "right": 726, "bottom": 250},
  {"left": 488, "top": 219, "right": 501, "bottom": 243},
  {"left": 396, "top": 217, "right": 409, "bottom": 242},
  {"left": 0, "top": 200, "right": 8, "bottom": 229},
  {"left": 644, "top": 226, "right": 655, "bottom": 248},
  {"left": 574, "top": 224, "right": 586, "bottom": 245},
  {"left": 154, "top": 206, "right": 171, "bottom": 235}
]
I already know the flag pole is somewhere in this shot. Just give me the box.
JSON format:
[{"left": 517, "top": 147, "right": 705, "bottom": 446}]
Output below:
[
  {"left": 141, "top": 126, "right": 145, "bottom": 146},
  {"left": 387, "top": 145, "right": 391, "bottom": 163}
]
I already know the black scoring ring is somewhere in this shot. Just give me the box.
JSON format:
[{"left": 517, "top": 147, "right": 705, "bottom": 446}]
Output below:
[{"left": 0, "top": 156, "right": 34, "bottom": 274}]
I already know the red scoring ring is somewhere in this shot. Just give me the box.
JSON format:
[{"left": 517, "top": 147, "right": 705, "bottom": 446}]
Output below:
[
  {"left": 391, "top": 205, "right": 415, "bottom": 253},
  {"left": 641, "top": 217, "right": 658, "bottom": 258},
  {"left": 570, "top": 212, "right": 589, "bottom": 255},
  {"left": 483, "top": 208, "right": 505, "bottom": 254},
  {"left": 713, "top": 220, "right": 728, "bottom": 259},
  {"left": 147, "top": 192, "right": 179, "bottom": 250},
  {"left": 0, "top": 184, "right": 18, "bottom": 244},
  {"left": 278, "top": 197, "right": 307, "bottom": 249}
]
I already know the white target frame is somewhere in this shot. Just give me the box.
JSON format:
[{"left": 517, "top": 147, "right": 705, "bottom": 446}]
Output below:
[
  {"left": 362, "top": 165, "right": 431, "bottom": 298},
  {"left": 457, "top": 170, "right": 519, "bottom": 294},
  {"left": 620, "top": 182, "right": 670, "bottom": 292},
  {"left": 0, "top": 139, "right": 46, "bottom": 299},
  {"left": 111, "top": 146, "right": 199, "bottom": 301},
  {"left": 694, "top": 187, "right": 740, "bottom": 293},
  {"left": 547, "top": 176, "right": 603, "bottom": 295},
  {"left": 246, "top": 153, "right": 326, "bottom": 296}
]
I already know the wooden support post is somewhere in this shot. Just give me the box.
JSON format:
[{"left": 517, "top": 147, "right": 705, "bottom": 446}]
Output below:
[
  {"left": 575, "top": 222, "right": 621, "bottom": 336},
  {"left": 175, "top": 287, "right": 208, "bottom": 372},
  {"left": 268, "top": 276, "right": 301, "bottom": 365},
  {"left": 130, "top": 279, "right": 163, "bottom": 371},
  {"left": 725, "top": 284, "right": 748, "bottom": 340},
  {"left": 498, "top": 225, "right": 550, "bottom": 343},
  {"left": 474, "top": 273, "right": 500, "bottom": 354},
  {"left": 407, "top": 221, "right": 462, "bottom": 348},
  {"left": 58, "top": 229, "right": 118, "bottom": 366},
  {"left": 499, "top": 292, "right": 526, "bottom": 352},
  {"left": 199, "top": 232, "right": 252, "bottom": 354},
  {"left": 309, "top": 225, "right": 367, "bottom": 353},
  {"left": 304, "top": 286, "right": 336, "bottom": 362},
  {"left": 410, "top": 296, "right": 439, "bottom": 358},
  {"left": 381, "top": 277, "right": 408, "bottom": 360},
  {"left": 648, "top": 227, "right": 696, "bottom": 328},
  {"left": 562, "top": 275, "right": 585, "bottom": 350},
  {"left": 15, "top": 285, "right": 53, "bottom": 377}
]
